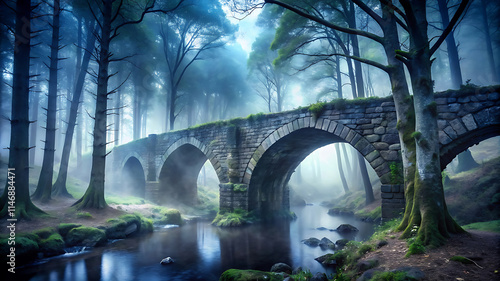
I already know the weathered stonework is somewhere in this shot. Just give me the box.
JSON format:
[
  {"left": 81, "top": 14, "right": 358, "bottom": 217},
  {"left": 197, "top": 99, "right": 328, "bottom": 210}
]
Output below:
[{"left": 108, "top": 87, "right": 500, "bottom": 220}]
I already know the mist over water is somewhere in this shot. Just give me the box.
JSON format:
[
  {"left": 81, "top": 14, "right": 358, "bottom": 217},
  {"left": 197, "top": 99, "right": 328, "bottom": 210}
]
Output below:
[{"left": 18, "top": 204, "right": 374, "bottom": 281}]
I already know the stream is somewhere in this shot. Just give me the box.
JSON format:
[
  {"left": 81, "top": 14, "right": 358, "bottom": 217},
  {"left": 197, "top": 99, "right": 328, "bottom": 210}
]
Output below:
[{"left": 18, "top": 204, "right": 375, "bottom": 281}]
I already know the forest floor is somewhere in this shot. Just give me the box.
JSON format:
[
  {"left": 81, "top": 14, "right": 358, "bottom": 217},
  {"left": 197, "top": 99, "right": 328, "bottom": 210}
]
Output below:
[
  {"left": 359, "top": 230, "right": 500, "bottom": 281},
  {"left": 0, "top": 197, "right": 144, "bottom": 233}
]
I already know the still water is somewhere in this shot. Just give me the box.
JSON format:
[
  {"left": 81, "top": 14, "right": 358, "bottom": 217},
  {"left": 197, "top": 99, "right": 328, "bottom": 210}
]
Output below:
[{"left": 19, "top": 204, "right": 374, "bottom": 281}]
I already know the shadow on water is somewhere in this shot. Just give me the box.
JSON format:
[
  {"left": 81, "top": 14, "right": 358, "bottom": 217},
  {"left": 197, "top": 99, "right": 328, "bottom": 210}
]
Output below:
[{"left": 18, "top": 204, "right": 374, "bottom": 281}]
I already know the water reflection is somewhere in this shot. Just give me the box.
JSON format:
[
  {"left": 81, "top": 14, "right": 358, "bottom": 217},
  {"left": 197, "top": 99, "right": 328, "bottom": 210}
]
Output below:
[{"left": 19, "top": 205, "right": 374, "bottom": 281}]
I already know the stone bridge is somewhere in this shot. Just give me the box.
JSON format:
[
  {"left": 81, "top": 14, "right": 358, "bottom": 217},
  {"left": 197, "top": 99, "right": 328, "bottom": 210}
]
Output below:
[{"left": 108, "top": 86, "right": 500, "bottom": 219}]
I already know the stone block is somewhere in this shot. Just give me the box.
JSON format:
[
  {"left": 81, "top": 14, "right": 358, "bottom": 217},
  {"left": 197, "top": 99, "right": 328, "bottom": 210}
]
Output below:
[
  {"left": 366, "top": 134, "right": 380, "bottom": 142},
  {"left": 461, "top": 114, "right": 475, "bottom": 131},
  {"left": 346, "top": 130, "right": 356, "bottom": 142},
  {"left": 374, "top": 126, "right": 385, "bottom": 134},
  {"left": 458, "top": 96, "right": 470, "bottom": 103},
  {"left": 438, "top": 131, "right": 452, "bottom": 145},
  {"left": 372, "top": 117, "right": 383, "bottom": 124},
  {"left": 435, "top": 97, "right": 447, "bottom": 105},
  {"left": 380, "top": 150, "right": 398, "bottom": 161},
  {"left": 381, "top": 185, "right": 392, "bottom": 193},
  {"left": 437, "top": 119, "right": 447, "bottom": 129},
  {"left": 381, "top": 193, "right": 393, "bottom": 199},
  {"left": 370, "top": 156, "right": 384, "bottom": 168},
  {"left": 328, "top": 121, "right": 338, "bottom": 133},
  {"left": 340, "top": 126, "right": 350, "bottom": 139},
  {"left": 375, "top": 106, "right": 383, "bottom": 113},
  {"left": 373, "top": 142, "right": 389, "bottom": 150},
  {"left": 443, "top": 126, "right": 457, "bottom": 139},
  {"left": 393, "top": 193, "right": 404, "bottom": 199},
  {"left": 366, "top": 150, "right": 381, "bottom": 162},
  {"left": 334, "top": 123, "right": 344, "bottom": 136},
  {"left": 488, "top": 92, "right": 499, "bottom": 100},
  {"left": 381, "top": 134, "right": 399, "bottom": 144},
  {"left": 449, "top": 119, "right": 467, "bottom": 135}
]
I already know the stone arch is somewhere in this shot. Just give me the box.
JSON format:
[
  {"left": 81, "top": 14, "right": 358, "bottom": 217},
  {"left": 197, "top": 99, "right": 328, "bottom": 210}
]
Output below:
[
  {"left": 245, "top": 117, "right": 390, "bottom": 214},
  {"left": 119, "top": 154, "right": 147, "bottom": 198},
  {"left": 439, "top": 112, "right": 500, "bottom": 170},
  {"left": 157, "top": 137, "right": 221, "bottom": 206}
]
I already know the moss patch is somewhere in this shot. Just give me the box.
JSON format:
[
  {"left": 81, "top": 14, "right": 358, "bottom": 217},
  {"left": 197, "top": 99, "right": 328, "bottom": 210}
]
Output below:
[
  {"left": 154, "top": 208, "right": 184, "bottom": 225},
  {"left": 38, "top": 233, "right": 65, "bottom": 256},
  {"left": 58, "top": 223, "right": 82, "bottom": 238},
  {"left": 65, "top": 226, "right": 107, "bottom": 247},
  {"left": 219, "top": 269, "right": 283, "bottom": 281},
  {"left": 212, "top": 209, "right": 254, "bottom": 227}
]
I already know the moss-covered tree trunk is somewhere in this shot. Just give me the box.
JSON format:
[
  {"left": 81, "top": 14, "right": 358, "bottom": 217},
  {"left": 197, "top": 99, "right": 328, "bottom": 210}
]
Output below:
[
  {"left": 397, "top": 0, "right": 463, "bottom": 247},
  {"left": 32, "top": 0, "right": 61, "bottom": 202},
  {"left": 73, "top": 0, "right": 112, "bottom": 209},
  {"left": 0, "top": 0, "right": 45, "bottom": 219}
]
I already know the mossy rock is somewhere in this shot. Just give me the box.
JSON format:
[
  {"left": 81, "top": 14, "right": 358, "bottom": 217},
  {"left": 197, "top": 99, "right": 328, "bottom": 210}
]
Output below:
[
  {"left": 58, "top": 223, "right": 82, "bottom": 238},
  {"left": 33, "top": 227, "right": 56, "bottom": 239},
  {"left": 140, "top": 217, "right": 154, "bottom": 234},
  {"left": 157, "top": 209, "right": 183, "bottom": 225},
  {"left": 219, "top": 269, "right": 283, "bottom": 281},
  {"left": 315, "top": 252, "right": 346, "bottom": 268},
  {"left": 66, "top": 226, "right": 107, "bottom": 247},
  {"left": 39, "top": 233, "right": 65, "bottom": 257},
  {"left": 0, "top": 236, "right": 40, "bottom": 264},
  {"left": 106, "top": 214, "right": 143, "bottom": 239}
]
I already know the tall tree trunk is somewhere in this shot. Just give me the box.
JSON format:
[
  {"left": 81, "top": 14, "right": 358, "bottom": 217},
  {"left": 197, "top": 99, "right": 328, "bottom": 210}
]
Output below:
[
  {"left": 335, "top": 143, "right": 349, "bottom": 193},
  {"left": 437, "top": 0, "right": 463, "bottom": 88},
  {"left": 29, "top": 64, "right": 41, "bottom": 166},
  {"left": 133, "top": 73, "right": 142, "bottom": 139},
  {"left": 33, "top": 0, "right": 61, "bottom": 202},
  {"left": 169, "top": 83, "right": 177, "bottom": 130},
  {"left": 0, "top": 0, "right": 45, "bottom": 219},
  {"left": 348, "top": 1, "right": 365, "bottom": 98},
  {"left": 398, "top": 0, "right": 463, "bottom": 247},
  {"left": 73, "top": 0, "right": 112, "bottom": 209},
  {"left": 479, "top": 0, "right": 500, "bottom": 83},
  {"left": 114, "top": 78, "right": 121, "bottom": 145},
  {"left": 53, "top": 21, "right": 96, "bottom": 198},
  {"left": 335, "top": 55, "right": 343, "bottom": 98},
  {"left": 358, "top": 152, "right": 374, "bottom": 204}
]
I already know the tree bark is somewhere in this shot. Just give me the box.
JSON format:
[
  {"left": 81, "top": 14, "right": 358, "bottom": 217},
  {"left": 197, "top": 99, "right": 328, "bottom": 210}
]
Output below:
[
  {"left": 398, "top": 0, "right": 463, "bottom": 247},
  {"left": 32, "top": 0, "right": 62, "bottom": 202},
  {"left": 29, "top": 64, "right": 40, "bottom": 166},
  {"left": 133, "top": 72, "right": 142, "bottom": 139},
  {"left": 437, "top": 0, "right": 463, "bottom": 88},
  {"left": 0, "top": 0, "right": 45, "bottom": 219},
  {"left": 347, "top": 1, "right": 365, "bottom": 98},
  {"left": 73, "top": 0, "right": 113, "bottom": 209},
  {"left": 479, "top": 0, "right": 500, "bottom": 83},
  {"left": 53, "top": 21, "right": 96, "bottom": 198},
  {"left": 358, "top": 152, "right": 374, "bottom": 204}
]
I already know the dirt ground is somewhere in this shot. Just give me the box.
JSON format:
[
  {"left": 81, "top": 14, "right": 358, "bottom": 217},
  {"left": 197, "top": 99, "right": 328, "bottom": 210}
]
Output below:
[{"left": 361, "top": 230, "right": 500, "bottom": 281}]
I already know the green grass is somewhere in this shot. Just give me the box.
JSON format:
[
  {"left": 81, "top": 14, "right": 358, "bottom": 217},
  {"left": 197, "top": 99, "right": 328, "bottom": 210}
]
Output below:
[
  {"left": 444, "top": 157, "right": 500, "bottom": 225},
  {"left": 105, "top": 195, "right": 148, "bottom": 205},
  {"left": 370, "top": 271, "right": 410, "bottom": 281},
  {"left": 462, "top": 220, "right": 500, "bottom": 233},
  {"left": 76, "top": 212, "right": 93, "bottom": 219},
  {"left": 212, "top": 209, "right": 255, "bottom": 227}
]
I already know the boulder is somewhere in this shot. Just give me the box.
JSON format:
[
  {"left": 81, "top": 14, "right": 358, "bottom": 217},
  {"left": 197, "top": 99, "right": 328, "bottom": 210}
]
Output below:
[
  {"left": 65, "top": 226, "right": 107, "bottom": 247},
  {"left": 310, "top": 272, "right": 328, "bottom": 281},
  {"left": 377, "top": 240, "right": 388, "bottom": 248},
  {"left": 315, "top": 253, "right": 343, "bottom": 267},
  {"left": 356, "top": 268, "right": 384, "bottom": 281},
  {"left": 355, "top": 259, "right": 379, "bottom": 272},
  {"left": 160, "top": 257, "right": 174, "bottom": 265},
  {"left": 336, "top": 224, "right": 359, "bottom": 233},
  {"left": 319, "top": 237, "right": 335, "bottom": 250},
  {"left": 392, "top": 267, "right": 425, "bottom": 280},
  {"left": 302, "top": 237, "right": 321, "bottom": 247},
  {"left": 270, "top": 262, "right": 292, "bottom": 274},
  {"left": 335, "top": 239, "right": 350, "bottom": 248}
]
